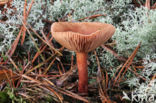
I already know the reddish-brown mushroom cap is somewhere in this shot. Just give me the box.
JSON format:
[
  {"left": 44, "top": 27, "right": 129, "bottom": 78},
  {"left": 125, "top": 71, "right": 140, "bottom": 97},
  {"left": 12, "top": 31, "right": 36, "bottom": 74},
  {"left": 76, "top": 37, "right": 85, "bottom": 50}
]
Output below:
[{"left": 51, "top": 22, "right": 115, "bottom": 53}]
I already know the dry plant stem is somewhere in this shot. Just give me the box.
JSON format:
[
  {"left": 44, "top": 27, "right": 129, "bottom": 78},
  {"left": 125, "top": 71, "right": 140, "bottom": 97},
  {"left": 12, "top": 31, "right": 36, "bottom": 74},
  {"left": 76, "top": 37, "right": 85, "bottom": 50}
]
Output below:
[{"left": 76, "top": 52, "right": 88, "bottom": 93}]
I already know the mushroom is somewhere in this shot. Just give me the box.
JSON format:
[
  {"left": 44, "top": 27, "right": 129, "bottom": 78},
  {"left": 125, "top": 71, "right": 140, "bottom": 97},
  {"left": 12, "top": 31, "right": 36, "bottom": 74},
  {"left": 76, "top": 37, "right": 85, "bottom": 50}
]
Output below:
[{"left": 51, "top": 22, "right": 115, "bottom": 94}]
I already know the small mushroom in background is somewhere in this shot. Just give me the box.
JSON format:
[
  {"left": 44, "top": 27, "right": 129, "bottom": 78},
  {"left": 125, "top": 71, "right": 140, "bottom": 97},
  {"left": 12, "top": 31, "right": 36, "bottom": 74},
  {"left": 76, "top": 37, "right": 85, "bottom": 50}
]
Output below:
[{"left": 51, "top": 22, "right": 116, "bottom": 94}]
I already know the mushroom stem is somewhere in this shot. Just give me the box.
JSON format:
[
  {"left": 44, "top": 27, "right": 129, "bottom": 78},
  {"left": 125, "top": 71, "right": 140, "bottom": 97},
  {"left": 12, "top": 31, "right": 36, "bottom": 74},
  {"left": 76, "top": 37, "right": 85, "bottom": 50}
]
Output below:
[{"left": 76, "top": 52, "right": 88, "bottom": 94}]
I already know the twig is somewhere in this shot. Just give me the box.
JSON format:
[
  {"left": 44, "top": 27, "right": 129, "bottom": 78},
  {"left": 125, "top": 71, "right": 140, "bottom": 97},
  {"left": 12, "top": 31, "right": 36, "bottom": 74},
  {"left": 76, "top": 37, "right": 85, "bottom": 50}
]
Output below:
[
  {"left": 128, "top": 67, "right": 146, "bottom": 81},
  {"left": 50, "top": 86, "right": 89, "bottom": 103},
  {"left": 56, "top": 65, "right": 77, "bottom": 87},
  {"left": 94, "top": 51, "right": 112, "bottom": 103},
  {"left": 41, "top": 30, "right": 63, "bottom": 56},
  {"left": 27, "top": 25, "right": 62, "bottom": 56},
  {"left": 6, "top": 54, "right": 19, "bottom": 71},
  {"left": 22, "top": 74, "right": 63, "bottom": 102},
  {"left": 78, "top": 14, "right": 106, "bottom": 21},
  {"left": 101, "top": 44, "right": 127, "bottom": 62},
  {"left": 21, "top": 0, "right": 34, "bottom": 45},
  {"left": 21, "top": 0, "right": 27, "bottom": 45},
  {"left": 32, "top": 45, "right": 47, "bottom": 63},
  {"left": 2, "top": 69, "right": 13, "bottom": 88},
  {"left": 26, "top": 0, "right": 34, "bottom": 16},
  {"left": 25, "top": 55, "right": 53, "bottom": 74},
  {"left": 7, "top": 28, "right": 22, "bottom": 57},
  {"left": 18, "top": 16, "right": 45, "bottom": 61},
  {"left": 113, "top": 42, "right": 141, "bottom": 86},
  {"left": 57, "top": 63, "right": 63, "bottom": 75}
]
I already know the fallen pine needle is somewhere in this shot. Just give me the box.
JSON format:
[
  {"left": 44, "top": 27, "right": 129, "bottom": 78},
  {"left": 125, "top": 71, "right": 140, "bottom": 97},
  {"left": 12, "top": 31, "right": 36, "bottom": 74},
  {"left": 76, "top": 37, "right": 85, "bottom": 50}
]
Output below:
[{"left": 113, "top": 42, "right": 141, "bottom": 86}]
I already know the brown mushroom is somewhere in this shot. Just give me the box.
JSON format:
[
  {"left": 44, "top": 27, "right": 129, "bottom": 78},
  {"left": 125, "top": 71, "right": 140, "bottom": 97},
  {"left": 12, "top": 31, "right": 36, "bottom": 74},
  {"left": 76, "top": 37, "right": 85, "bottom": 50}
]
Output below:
[{"left": 51, "top": 22, "right": 115, "bottom": 94}]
